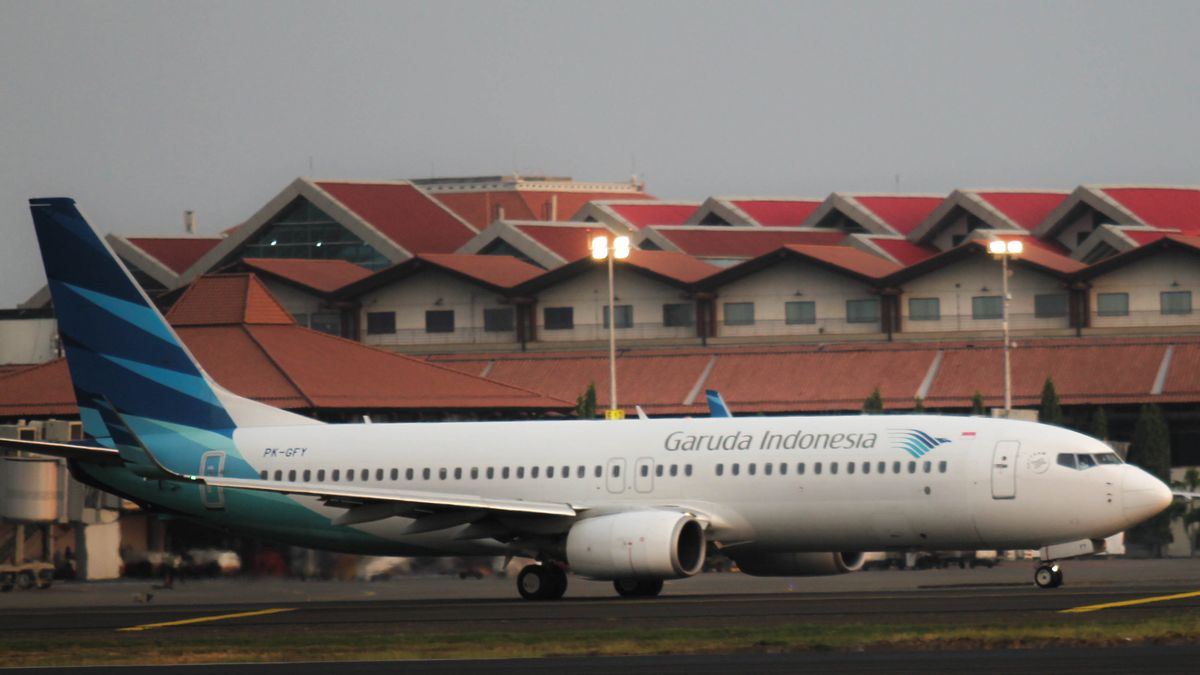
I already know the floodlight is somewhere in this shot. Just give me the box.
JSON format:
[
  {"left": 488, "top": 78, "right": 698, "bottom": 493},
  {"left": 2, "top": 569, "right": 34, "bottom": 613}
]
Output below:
[
  {"left": 613, "top": 236, "right": 631, "bottom": 259},
  {"left": 591, "top": 235, "right": 608, "bottom": 260}
]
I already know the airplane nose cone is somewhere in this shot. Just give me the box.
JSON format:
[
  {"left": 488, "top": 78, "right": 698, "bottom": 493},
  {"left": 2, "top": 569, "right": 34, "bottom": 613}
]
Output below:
[{"left": 1122, "top": 467, "right": 1173, "bottom": 524}]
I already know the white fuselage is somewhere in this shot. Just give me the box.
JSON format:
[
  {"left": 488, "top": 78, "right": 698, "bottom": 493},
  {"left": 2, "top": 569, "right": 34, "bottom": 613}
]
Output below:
[{"left": 227, "top": 414, "right": 1160, "bottom": 556}]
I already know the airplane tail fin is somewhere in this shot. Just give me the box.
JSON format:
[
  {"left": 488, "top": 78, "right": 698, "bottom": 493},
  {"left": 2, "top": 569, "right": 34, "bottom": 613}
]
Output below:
[
  {"left": 705, "top": 389, "right": 732, "bottom": 417},
  {"left": 29, "top": 198, "right": 315, "bottom": 475}
]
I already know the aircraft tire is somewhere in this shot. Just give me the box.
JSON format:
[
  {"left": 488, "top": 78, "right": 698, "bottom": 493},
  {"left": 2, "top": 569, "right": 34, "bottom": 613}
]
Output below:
[
  {"left": 1034, "top": 563, "right": 1062, "bottom": 589},
  {"left": 613, "top": 578, "right": 664, "bottom": 597},
  {"left": 517, "top": 564, "right": 566, "bottom": 601}
]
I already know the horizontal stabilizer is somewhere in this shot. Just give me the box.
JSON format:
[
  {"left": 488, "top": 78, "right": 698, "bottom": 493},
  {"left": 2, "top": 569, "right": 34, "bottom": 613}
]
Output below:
[{"left": 0, "top": 437, "right": 123, "bottom": 465}]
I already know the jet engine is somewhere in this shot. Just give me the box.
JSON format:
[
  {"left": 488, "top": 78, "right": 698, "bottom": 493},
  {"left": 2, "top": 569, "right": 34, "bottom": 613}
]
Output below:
[
  {"left": 730, "top": 551, "right": 865, "bottom": 576},
  {"left": 565, "top": 511, "right": 706, "bottom": 580}
]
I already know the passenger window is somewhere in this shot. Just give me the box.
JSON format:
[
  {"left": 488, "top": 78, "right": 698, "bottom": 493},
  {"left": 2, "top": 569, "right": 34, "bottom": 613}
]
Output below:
[
  {"left": 331, "top": 469, "right": 340, "bottom": 482},
  {"left": 764, "top": 463, "right": 773, "bottom": 476},
  {"left": 862, "top": 462, "right": 870, "bottom": 475},
  {"left": 893, "top": 461, "right": 901, "bottom": 474},
  {"left": 438, "top": 468, "right": 447, "bottom": 480},
  {"left": 486, "top": 467, "right": 494, "bottom": 479},
  {"left": 669, "top": 464, "right": 678, "bottom": 477},
  {"left": 390, "top": 468, "right": 398, "bottom": 480},
  {"left": 562, "top": 465, "right": 569, "bottom": 477},
  {"left": 847, "top": 462, "right": 855, "bottom": 475},
  {"left": 260, "top": 470, "right": 268, "bottom": 480},
  {"left": 731, "top": 464, "right": 740, "bottom": 476},
  {"left": 531, "top": 466, "right": 539, "bottom": 479},
  {"left": 288, "top": 469, "right": 296, "bottom": 481},
  {"left": 454, "top": 468, "right": 462, "bottom": 480},
  {"left": 923, "top": 461, "right": 932, "bottom": 473},
  {"left": 716, "top": 463, "right": 724, "bottom": 476},
  {"left": 376, "top": 469, "right": 384, "bottom": 481},
  {"left": 938, "top": 461, "right": 947, "bottom": 473},
  {"left": 547, "top": 466, "right": 555, "bottom": 478},
  {"left": 346, "top": 469, "right": 354, "bottom": 481},
  {"left": 517, "top": 467, "right": 526, "bottom": 479},
  {"left": 907, "top": 462, "right": 916, "bottom": 474},
  {"left": 684, "top": 464, "right": 693, "bottom": 477},
  {"left": 303, "top": 470, "right": 311, "bottom": 482},
  {"left": 502, "top": 467, "right": 510, "bottom": 479},
  {"left": 594, "top": 466, "right": 602, "bottom": 478},
  {"left": 317, "top": 469, "right": 325, "bottom": 481},
  {"left": 814, "top": 462, "right": 822, "bottom": 475},
  {"left": 640, "top": 465, "right": 649, "bottom": 477},
  {"left": 578, "top": 466, "right": 586, "bottom": 478},
  {"left": 748, "top": 463, "right": 756, "bottom": 476},
  {"left": 655, "top": 464, "right": 664, "bottom": 477},
  {"left": 470, "top": 468, "right": 479, "bottom": 480},
  {"left": 422, "top": 468, "right": 431, "bottom": 480},
  {"left": 1076, "top": 454, "right": 1096, "bottom": 469},
  {"left": 274, "top": 470, "right": 283, "bottom": 480},
  {"left": 797, "top": 462, "right": 805, "bottom": 475},
  {"left": 610, "top": 465, "right": 619, "bottom": 478},
  {"left": 406, "top": 468, "right": 414, "bottom": 480},
  {"left": 831, "top": 462, "right": 838, "bottom": 475},
  {"left": 779, "top": 462, "right": 787, "bottom": 476},
  {"left": 362, "top": 469, "right": 369, "bottom": 480}
]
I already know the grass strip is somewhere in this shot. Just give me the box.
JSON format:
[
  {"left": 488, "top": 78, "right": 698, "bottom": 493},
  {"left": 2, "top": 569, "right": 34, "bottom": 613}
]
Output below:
[{"left": 4, "top": 616, "right": 1200, "bottom": 667}]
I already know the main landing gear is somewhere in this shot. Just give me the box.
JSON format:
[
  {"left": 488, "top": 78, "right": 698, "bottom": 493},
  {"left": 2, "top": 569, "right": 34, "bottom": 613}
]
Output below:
[
  {"left": 516, "top": 563, "right": 567, "bottom": 600},
  {"left": 1034, "top": 562, "right": 1064, "bottom": 589},
  {"left": 613, "top": 578, "right": 664, "bottom": 598}
]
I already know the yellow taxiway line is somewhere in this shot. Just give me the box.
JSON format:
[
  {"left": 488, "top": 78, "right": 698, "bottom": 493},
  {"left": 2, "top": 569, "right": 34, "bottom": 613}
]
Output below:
[
  {"left": 117, "top": 607, "right": 297, "bottom": 632},
  {"left": 1060, "top": 590, "right": 1200, "bottom": 614}
]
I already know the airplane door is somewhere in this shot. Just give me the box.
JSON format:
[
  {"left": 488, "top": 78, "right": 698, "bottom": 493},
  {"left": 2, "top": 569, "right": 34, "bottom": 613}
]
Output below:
[
  {"left": 200, "top": 451, "right": 226, "bottom": 510},
  {"left": 634, "top": 458, "right": 654, "bottom": 493},
  {"left": 606, "top": 458, "right": 626, "bottom": 494},
  {"left": 991, "top": 441, "right": 1018, "bottom": 499}
]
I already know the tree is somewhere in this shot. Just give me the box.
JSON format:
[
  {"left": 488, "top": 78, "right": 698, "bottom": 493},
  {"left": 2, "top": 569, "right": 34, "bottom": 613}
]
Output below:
[
  {"left": 913, "top": 396, "right": 925, "bottom": 413},
  {"left": 575, "top": 382, "right": 597, "bottom": 420},
  {"left": 862, "top": 388, "right": 884, "bottom": 414},
  {"left": 1087, "top": 406, "right": 1108, "bottom": 440},
  {"left": 970, "top": 391, "right": 985, "bottom": 416},
  {"left": 1125, "top": 404, "right": 1174, "bottom": 557},
  {"left": 1039, "top": 377, "right": 1063, "bottom": 426}
]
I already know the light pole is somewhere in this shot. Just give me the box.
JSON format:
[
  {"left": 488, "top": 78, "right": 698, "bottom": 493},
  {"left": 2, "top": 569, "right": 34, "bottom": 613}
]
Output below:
[
  {"left": 592, "top": 234, "right": 630, "bottom": 420},
  {"left": 988, "top": 239, "right": 1024, "bottom": 413}
]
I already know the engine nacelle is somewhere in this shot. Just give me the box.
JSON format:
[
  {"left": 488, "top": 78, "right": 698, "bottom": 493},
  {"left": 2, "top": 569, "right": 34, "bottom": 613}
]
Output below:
[
  {"left": 731, "top": 551, "right": 865, "bottom": 577},
  {"left": 565, "top": 511, "right": 706, "bottom": 580}
]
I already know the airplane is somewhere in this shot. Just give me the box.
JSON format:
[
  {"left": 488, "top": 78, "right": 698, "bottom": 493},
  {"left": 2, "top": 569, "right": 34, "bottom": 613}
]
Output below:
[{"left": 0, "top": 197, "right": 1174, "bottom": 600}]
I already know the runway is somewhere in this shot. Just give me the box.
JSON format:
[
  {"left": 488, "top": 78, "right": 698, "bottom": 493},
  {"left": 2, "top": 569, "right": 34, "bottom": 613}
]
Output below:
[{"left": 1, "top": 558, "right": 1198, "bottom": 672}]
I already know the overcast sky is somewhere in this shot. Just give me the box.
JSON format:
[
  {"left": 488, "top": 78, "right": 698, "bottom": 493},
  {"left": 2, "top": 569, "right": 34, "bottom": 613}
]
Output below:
[{"left": 2, "top": 1, "right": 1198, "bottom": 306}]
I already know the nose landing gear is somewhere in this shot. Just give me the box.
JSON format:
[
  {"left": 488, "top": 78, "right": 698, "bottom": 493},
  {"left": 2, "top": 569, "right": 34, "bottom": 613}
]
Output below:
[{"left": 1034, "top": 562, "right": 1064, "bottom": 589}]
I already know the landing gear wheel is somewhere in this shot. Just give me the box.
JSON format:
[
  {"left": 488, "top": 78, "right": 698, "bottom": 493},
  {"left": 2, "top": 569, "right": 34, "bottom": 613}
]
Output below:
[
  {"left": 517, "top": 564, "right": 567, "bottom": 600},
  {"left": 613, "top": 578, "right": 664, "bottom": 597},
  {"left": 1034, "top": 563, "right": 1063, "bottom": 589}
]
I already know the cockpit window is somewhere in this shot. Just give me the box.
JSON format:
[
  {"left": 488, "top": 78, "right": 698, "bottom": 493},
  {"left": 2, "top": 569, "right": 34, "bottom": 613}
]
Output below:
[
  {"left": 1057, "top": 453, "right": 1076, "bottom": 469},
  {"left": 1076, "top": 454, "right": 1097, "bottom": 469},
  {"left": 1095, "top": 453, "right": 1121, "bottom": 465}
]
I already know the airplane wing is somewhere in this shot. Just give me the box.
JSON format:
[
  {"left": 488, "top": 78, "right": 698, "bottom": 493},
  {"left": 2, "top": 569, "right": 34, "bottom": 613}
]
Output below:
[
  {"left": 0, "top": 437, "right": 124, "bottom": 465},
  {"left": 195, "top": 474, "right": 578, "bottom": 520}
]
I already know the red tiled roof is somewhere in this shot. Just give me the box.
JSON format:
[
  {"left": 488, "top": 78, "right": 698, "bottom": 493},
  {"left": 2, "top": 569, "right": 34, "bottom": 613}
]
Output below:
[
  {"left": 434, "top": 190, "right": 654, "bottom": 230},
  {"left": 624, "top": 250, "right": 721, "bottom": 284},
  {"left": 512, "top": 224, "right": 603, "bottom": 260},
  {"left": 126, "top": 237, "right": 223, "bottom": 274},
  {"left": 1099, "top": 187, "right": 1200, "bottom": 233},
  {"left": 0, "top": 360, "right": 77, "bottom": 417},
  {"left": 0, "top": 364, "right": 40, "bottom": 379},
  {"left": 418, "top": 254, "right": 544, "bottom": 288},
  {"left": 729, "top": 199, "right": 823, "bottom": 226},
  {"left": 607, "top": 202, "right": 697, "bottom": 228},
  {"left": 166, "top": 275, "right": 295, "bottom": 326},
  {"left": 240, "top": 258, "right": 372, "bottom": 294},
  {"left": 866, "top": 238, "right": 939, "bottom": 265},
  {"left": 851, "top": 196, "right": 944, "bottom": 235},
  {"left": 973, "top": 192, "right": 1068, "bottom": 230},
  {"left": 650, "top": 226, "right": 847, "bottom": 258},
  {"left": 315, "top": 182, "right": 477, "bottom": 254},
  {"left": 781, "top": 244, "right": 902, "bottom": 279}
]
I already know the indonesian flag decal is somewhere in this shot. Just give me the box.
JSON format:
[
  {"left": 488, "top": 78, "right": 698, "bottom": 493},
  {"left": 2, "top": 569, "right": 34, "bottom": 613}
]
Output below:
[{"left": 961, "top": 431, "right": 977, "bottom": 437}]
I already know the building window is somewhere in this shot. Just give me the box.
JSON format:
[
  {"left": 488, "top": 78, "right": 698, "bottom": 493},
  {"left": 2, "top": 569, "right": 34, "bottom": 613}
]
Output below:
[
  {"left": 1097, "top": 292, "right": 1129, "bottom": 317},
  {"left": 241, "top": 197, "right": 390, "bottom": 269},
  {"left": 785, "top": 301, "right": 816, "bottom": 325},
  {"left": 310, "top": 312, "right": 341, "bottom": 335},
  {"left": 366, "top": 312, "right": 395, "bottom": 335},
  {"left": 483, "top": 307, "right": 515, "bottom": 332},
  {"left": 972, "top": 296, "right": 1002, "bottom": 320},
  {"left": 908, "top": 297, "right": 940, "bottom": 321},
  {"left": 602, "top": 305, "right": 634, "bottom": 329},
  {"left": 544, "top": 307, "right": 574, "bottom": 330},
  {"left": 846, "top": 298, "right": 880, "bottom": 324},
  {"left": 723, "top": 302, "right": 755, "bottom": 326},
  {"left": 662, "top": 303, "right": 695, "bottom": 327},
  {"left": 1034, "top": 294, "right": 1068, "bottom": 318},
  {"left": 1162, "top": 291, "right": 1192, "bottom": 315},
  {"left": 425, "top": 310, "right": 455, "bottom": 333}
]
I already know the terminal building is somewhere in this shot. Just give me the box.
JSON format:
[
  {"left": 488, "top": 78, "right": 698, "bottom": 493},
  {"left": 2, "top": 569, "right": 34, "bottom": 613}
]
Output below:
[{"left": 5, "top": 175, "right": 1200, "bottom": 575}]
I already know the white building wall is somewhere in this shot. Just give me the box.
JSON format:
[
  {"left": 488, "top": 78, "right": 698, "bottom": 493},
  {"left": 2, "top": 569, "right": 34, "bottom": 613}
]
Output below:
[
  {"left": 358, "top": 270, "right": 518, "bottom": 347},
  {"left": 534, "top": 268, "right": 694, "bottom": 342},
  {"left": 713, "top": 262, "right": 882, "bottom": 337},
  {"left": 898, "top": 256, "right": 1070, "bottom": 333},
  {"left": 1089, "top": 250, "right": 1200, "bottom": 329},
  {"left": 0, "top": 319, "right": 58, "bottom": 364},
  {"left": 260, "top": 281, "right": 326, "bottom": 327}
]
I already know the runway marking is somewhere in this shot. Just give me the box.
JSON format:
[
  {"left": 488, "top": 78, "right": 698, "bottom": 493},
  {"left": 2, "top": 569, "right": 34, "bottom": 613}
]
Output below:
[
  {"left": 1060, "top": 590, "right": 1200, "bottom": 614},
  {"left": 117, "top": 607, "right": 297, "bottom": 632}
]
